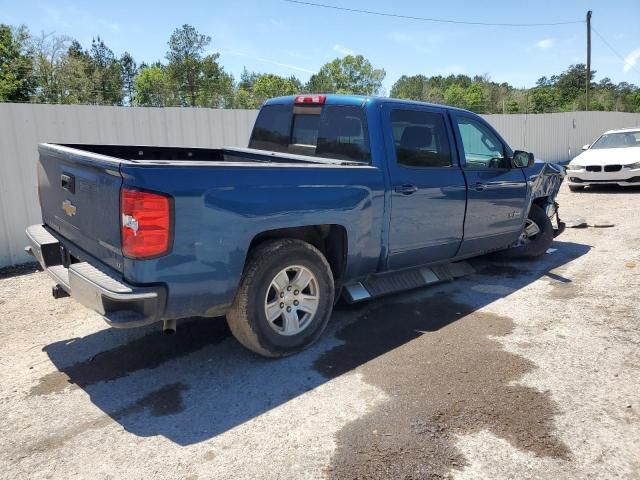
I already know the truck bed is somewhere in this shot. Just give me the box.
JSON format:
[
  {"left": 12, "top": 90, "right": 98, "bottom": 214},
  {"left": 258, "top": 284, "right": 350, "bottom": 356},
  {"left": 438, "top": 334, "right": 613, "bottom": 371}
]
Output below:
[{"left": 59, "top": 144, "right": 365, "bottom": 166}]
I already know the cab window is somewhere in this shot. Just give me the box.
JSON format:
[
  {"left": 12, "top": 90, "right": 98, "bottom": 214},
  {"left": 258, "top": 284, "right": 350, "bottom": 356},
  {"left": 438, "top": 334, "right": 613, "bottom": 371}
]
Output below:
[
  {"left": 456, "top": 116, "right": 509, "bottom": 169},
  {"left": 249, "top": 104, "right": 371, "bottom": 163},
  {"left": 390, "top": 109, "right": 452, "bottom": 168}
]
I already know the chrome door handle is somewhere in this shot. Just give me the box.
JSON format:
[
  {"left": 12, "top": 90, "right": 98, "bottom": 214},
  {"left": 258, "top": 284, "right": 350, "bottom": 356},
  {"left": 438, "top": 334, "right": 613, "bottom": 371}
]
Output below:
[
  {"left": 394, "top": 184, "right": 418, "bottom": 195},
  {"left": 473, "top": 182, "right": 486, "bottom": 191}
]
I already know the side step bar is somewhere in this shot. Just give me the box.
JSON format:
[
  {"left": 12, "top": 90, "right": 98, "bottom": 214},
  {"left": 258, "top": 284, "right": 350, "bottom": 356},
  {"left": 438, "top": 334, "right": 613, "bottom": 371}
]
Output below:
[{"left": 342, "top": 261, "right": 475, "bottom": 303}]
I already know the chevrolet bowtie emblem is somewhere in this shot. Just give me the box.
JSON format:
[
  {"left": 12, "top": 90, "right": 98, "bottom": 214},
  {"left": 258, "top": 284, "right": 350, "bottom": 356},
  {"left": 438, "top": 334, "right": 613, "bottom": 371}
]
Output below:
[{"left": 62, "top": 200, "right": 77, "bottom": 217}]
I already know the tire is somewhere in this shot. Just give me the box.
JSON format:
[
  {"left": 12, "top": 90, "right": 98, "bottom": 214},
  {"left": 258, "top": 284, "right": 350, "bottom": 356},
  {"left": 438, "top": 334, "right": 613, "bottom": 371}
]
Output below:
[
  {"left": 497, "top": 204, "right": 554, "bottom": 259},
  {"left": 226, "top": 239, "right": 335, "bottom": 357},
  {"left": 569, "top": 185, "right": 584, "bottom": 192}
]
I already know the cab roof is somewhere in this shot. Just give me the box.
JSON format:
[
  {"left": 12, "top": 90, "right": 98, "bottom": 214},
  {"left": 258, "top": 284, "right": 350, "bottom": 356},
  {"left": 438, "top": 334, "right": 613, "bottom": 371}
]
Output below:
[{"left": 263, "top": 93, "right": 474, "bottom": 115}]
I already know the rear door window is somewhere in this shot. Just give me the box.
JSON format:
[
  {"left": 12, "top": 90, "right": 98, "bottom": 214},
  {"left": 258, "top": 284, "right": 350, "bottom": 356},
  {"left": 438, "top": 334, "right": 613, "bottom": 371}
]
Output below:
[
  {"left": 390, "top": 109, "right": 452, "bottom": 168},
  {"left": 249, "top": 104, "right": 371, "bottom": 163}
]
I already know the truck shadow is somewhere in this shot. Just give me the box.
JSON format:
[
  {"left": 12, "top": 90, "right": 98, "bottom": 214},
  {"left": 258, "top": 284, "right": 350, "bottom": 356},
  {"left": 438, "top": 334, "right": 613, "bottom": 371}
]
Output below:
[{"left": 34, "top": 240, "right": 590, "bottom": 447}]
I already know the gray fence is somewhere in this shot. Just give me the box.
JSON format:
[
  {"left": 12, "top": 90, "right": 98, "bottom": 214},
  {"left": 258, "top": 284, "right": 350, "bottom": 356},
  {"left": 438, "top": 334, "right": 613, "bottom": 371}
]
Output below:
[
  {"left": 485, "top": 111, "right": 640, "bottom": 163},
  {"left": 1, "top": 103, "right": 639, "bottom": 268}
]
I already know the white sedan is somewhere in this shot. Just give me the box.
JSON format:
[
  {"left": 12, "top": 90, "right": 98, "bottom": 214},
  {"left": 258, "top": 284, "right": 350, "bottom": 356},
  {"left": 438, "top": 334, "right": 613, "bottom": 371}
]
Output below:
[{"left": 566, "top": 128, "right": 640, "bottom": 191}]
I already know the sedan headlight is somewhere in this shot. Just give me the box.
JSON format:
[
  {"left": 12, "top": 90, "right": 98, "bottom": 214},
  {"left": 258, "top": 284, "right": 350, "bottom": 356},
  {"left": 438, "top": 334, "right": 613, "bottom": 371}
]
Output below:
[
  {"left": 628, "top": 161, "right": 640, "bottom": 169},
  {"left": 566, "top": 163, "right": 583, "bottom": 170}
]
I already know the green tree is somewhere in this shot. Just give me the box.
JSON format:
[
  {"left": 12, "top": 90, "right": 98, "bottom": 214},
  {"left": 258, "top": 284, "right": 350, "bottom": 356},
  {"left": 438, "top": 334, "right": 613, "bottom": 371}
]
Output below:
[
  {"left": 253, "top": 73, "right": 301, "bottom": 104},
  {"left": 305, "top": 70, "right": 334, "bottom": 94},
  {"left": 529, "top": 87, "right": 559, "bottom": 113},
  {"left": 443, "top": 84, "right": 465, "bottom": 108},
  {"left": 554, "top": 64, "right": 593, "bottom": 108},
  {"left": 306, "top": 55, "right": 385, "bottom": 95},
  {"left": 166, "top": 24, "right": 211, "bottom": 106},
  {"left": 0, "top": 24, "right": 35, "bottom": 101},
  {"left": 134, "top": 65, "right": 174, "bottom": 106},
  {"left": 505, "top": 98, "right": 520, "bottom": 113},
  {"left": 120, "top": 51, "right": 137, "bottom": 106},
  {"left": 390, "top": 74, "right": 427, "bottom": 100},
  {"left": 197, "top": 55, "right": 234, "bottom": 108},
  {"left": 87, "top": 37, "right": 123, "bottom": 105},
  {"left": 31, "top": 33, "right": 87, "bottom": 104},
  {"left": 463, "top": 83, "right": 486, "bottom": 112}
]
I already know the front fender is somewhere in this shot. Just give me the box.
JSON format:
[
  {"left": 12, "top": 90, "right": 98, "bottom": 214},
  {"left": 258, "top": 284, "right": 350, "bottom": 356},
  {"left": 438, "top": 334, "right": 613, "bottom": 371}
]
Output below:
[
  {"left": 528, "top": 161, "right": 565, "bottom": 202},
  {"left": 525, "top": 161, "right": 566, "bottom": 236}
]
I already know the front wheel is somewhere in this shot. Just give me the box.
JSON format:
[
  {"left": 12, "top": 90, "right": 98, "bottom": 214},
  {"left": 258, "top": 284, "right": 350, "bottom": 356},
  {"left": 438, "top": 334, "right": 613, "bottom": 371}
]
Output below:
[
  {"left": 497, "top": 204, "right": 554, "bottom": 259},
  {"left": 226, "top": 239, "right": 335, "bottom": 357}
]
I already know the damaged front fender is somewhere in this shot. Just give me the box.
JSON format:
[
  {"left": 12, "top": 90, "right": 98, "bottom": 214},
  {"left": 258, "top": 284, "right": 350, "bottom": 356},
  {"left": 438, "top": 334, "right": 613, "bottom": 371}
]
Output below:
[{"left": 526, "top": 161, "right": 566, "bottom": 236}]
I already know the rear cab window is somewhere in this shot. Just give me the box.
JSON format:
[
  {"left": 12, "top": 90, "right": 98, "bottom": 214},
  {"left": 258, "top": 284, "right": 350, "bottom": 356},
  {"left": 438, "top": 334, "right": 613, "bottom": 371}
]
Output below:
[{"left": 249, "top": 100, "right": 371, "bottom": 164}]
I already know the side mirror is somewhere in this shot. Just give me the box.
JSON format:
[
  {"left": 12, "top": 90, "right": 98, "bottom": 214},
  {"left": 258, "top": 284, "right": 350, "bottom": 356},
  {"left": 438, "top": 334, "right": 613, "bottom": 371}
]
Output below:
[
  {"left": 512, "top": 150, "right": 534, "bottom": 168},
  {"left": 582, "top": 144, "right": 590, "bottom": 150}
]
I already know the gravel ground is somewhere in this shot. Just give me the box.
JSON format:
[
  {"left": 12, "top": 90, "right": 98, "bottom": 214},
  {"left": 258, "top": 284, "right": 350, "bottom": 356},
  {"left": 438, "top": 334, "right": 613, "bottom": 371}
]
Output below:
[{"left": 0, "top": 184, "right": 639, "bottom": 480}]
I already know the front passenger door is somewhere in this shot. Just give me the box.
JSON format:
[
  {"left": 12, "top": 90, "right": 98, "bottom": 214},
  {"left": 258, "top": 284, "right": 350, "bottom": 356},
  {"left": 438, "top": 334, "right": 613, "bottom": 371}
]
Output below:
[{"left": 453, "top": 114, "right": 528, "bottom": 256}]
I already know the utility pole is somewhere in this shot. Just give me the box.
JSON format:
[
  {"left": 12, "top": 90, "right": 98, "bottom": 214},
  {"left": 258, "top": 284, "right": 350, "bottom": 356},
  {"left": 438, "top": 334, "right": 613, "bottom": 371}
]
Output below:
[{"left": 586, "top": 10, "right": 592, "bottom": 111}]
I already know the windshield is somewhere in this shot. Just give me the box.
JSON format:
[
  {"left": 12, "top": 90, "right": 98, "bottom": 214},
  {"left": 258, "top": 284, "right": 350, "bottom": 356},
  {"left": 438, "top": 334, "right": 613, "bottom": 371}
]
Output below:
[{"left": 591, "top": 131, "right": 640, "bottom": 149}]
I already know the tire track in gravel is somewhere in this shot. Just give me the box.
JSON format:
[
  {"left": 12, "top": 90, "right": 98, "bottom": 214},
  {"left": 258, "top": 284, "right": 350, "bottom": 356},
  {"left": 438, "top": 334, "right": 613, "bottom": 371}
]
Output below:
[{"left": 315, "top": 294, "right": 570, "bottom": 479}]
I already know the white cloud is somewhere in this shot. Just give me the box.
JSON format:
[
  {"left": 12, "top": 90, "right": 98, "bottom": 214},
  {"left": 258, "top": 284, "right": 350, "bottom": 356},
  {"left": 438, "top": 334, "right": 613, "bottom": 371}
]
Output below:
[
  {"left": 623, "top": 48, "right": 640, "bottom": 72},
  {"left": 535, "top": 38, "right": 554, "bottom": 49},
  {"left": 333, "top": 44, "right": 355, "bottom": 56}
]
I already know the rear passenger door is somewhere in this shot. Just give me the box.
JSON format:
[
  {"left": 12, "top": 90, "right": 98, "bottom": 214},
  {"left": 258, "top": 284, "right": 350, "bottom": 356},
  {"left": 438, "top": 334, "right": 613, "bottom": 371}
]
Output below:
[
  {"left": 452, "top": 113, "right": 528, "bottom": 256},
  {"left": 383, "top": 104, "right": 467, "bottom": 270}
]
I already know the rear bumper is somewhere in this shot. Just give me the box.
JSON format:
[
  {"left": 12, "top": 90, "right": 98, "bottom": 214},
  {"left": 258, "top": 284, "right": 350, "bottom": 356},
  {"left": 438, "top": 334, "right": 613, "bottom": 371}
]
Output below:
[{"left": 25, "top": 224, "right": 166, "bottom": 328}]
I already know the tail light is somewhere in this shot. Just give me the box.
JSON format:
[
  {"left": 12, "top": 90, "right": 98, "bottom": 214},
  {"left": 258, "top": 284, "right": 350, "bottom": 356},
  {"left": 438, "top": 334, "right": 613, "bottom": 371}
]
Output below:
[{"left": 120, "top": 188, "right": 172, "bottom": 259}]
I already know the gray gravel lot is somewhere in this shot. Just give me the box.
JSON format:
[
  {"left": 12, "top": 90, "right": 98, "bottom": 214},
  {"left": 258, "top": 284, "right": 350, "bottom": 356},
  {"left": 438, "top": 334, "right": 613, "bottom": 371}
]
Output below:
[{"left": 1, "top": 184, "right": 639, "bottom": 480}]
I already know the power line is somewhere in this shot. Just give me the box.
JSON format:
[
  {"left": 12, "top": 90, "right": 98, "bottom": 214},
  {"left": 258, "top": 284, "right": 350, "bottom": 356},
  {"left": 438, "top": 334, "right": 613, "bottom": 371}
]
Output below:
[
  {"left": 283, "top": 0, "right": 584, "bottom": 27},
  {"left": 591, "top": 25, "right": 640, "bottom": 76}
]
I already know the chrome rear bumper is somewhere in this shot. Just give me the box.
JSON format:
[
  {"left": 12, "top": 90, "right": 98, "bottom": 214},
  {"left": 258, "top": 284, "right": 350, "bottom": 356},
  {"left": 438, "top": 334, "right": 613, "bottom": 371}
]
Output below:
[{"left": 25, "top": 224, "right": 165, "bottom": 328}]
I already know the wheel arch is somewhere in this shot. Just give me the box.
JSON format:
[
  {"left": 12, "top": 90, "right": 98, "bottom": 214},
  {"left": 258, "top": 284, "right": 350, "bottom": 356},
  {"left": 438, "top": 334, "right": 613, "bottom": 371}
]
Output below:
[{"left": 247, "top": 224, "right": 348, "bottom": 288}]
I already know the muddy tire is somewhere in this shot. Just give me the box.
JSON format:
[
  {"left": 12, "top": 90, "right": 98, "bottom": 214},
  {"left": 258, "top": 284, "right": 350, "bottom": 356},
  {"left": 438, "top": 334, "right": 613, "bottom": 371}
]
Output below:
[
  {"left": 226, "top": 239, "right": 335, "bottom": 357},
  {"left": 569, "top": 185, "right": 584, "bottom": 192},
  {"left": 497, "top": 204, "right": 554, "bottom": 259}
]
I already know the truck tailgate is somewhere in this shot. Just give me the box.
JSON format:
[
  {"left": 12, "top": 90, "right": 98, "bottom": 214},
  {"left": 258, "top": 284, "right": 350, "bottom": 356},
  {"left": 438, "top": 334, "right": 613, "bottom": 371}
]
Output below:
[{"left": 37, "top": 144, "right": 124, "bottom": 272}]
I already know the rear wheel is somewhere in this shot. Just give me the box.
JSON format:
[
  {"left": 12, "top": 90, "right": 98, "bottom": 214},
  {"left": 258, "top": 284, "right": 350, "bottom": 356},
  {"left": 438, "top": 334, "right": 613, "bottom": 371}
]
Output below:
[
  {"left": 226, "top": 239, "right": 335, "bottom": 357},
  {"left": 569, "top": 185, "right": 584, "bottom": 192},
  {"left": 497, "top": 204, "right": 554, "bottom": 259}
]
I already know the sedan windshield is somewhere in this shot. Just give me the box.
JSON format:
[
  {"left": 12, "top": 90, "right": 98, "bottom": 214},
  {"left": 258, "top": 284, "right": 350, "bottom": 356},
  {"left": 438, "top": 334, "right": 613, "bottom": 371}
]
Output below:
[{"left": 591, "top": 131, "right": 640, "bottom": 149}]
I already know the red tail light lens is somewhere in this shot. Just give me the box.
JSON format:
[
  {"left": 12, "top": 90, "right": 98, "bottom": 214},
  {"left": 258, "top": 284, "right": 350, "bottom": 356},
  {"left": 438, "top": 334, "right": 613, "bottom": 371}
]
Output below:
[
  {"left": 120, "top": 188, "right": 172, "bottom": 259},
  {"left": 294, "top": 94, "right": 326, "bottom": 105}
]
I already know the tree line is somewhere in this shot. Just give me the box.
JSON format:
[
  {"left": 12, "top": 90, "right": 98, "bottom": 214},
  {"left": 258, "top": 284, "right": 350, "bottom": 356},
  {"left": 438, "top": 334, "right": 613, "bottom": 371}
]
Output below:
[{"left": 1, "top": 23, "right": 639, "bottom": 113}]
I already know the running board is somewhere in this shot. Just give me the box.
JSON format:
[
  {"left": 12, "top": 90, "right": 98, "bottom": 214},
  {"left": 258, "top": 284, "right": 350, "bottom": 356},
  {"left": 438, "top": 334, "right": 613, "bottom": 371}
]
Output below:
[{"left": 342, "top": 261, "right": 475, "bottom": 303}]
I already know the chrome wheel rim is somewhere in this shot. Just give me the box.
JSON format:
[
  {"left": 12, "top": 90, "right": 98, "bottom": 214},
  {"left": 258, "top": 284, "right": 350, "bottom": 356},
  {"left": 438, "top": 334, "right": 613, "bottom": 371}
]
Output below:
[
  {"left": 524, "top": 219, "right": 541, "bottom": 238},
  {"left": 518, "top": 219, "right": 541, "bottom": 245},
  {"left": 264, "top": 265, "right": 319, "bottom": 336}
]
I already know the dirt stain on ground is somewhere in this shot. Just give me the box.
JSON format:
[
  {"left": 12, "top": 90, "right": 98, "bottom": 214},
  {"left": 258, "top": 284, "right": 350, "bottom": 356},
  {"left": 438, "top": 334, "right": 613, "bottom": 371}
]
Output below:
[
  {"left": 30, "top": 319, "right": 229, "bottom": 397},
  {"left": 316, "top": 295, "right": 570, "bottom": 479}
]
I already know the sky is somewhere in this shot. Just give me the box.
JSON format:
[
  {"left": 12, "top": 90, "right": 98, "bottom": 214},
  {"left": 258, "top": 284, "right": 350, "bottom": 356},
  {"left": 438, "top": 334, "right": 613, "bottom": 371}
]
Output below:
[{"left": 1, "top": 0, "right": 639, "bottom": 92}]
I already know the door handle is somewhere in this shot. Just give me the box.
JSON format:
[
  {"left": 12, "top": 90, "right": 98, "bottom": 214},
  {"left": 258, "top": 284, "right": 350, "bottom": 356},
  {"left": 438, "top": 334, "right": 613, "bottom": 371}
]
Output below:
[
  {"left": 473, "top": 182, "right": 486, "bottom": 192},
  {"left": 394, "top": 184, "right": 418, "bottom": 195},
  {"left": 61, "top": 173, "right": 75, "bottom": 194}
]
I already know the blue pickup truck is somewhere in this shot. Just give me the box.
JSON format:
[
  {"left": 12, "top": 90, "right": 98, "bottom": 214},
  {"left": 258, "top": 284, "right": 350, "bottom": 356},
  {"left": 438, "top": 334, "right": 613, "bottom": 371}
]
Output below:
[{"left": 26, "top": 94, "right": 564, "bottom": 357}]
